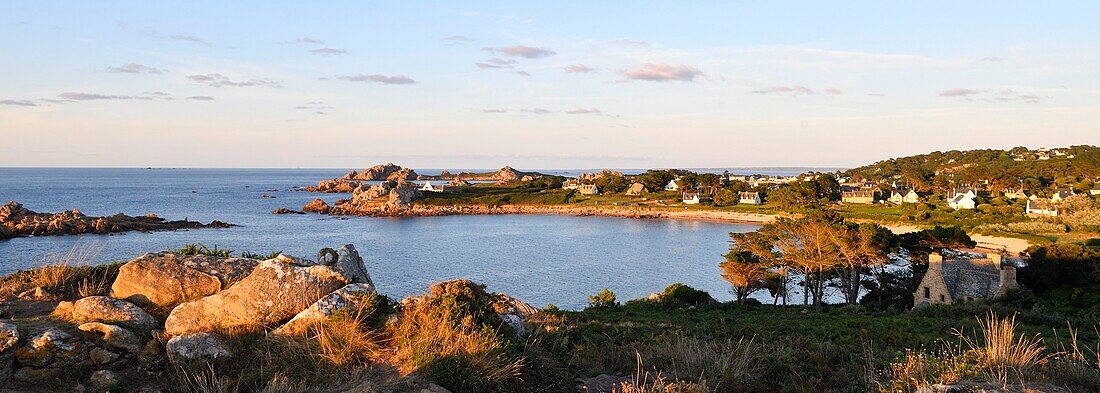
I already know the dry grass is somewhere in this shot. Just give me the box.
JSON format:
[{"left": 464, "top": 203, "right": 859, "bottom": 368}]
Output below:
[
  {"left": 957, "top": 313, "right": 1050, "bottom": 384},
  {"left": 612, "top": 352, "right": 710, "bottom": 393},
  {"left": 639, "top": 333, "right": 759, "bottom": 387},
  {"left": 310, "top": 306, "right": 384, "bottom": 366},
  {"left": 0, "top": 243, "right": 116, "bottom": 299}
]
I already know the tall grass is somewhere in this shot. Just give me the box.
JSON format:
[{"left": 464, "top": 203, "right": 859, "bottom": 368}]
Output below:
[
  {"left": 0, "top": 243, "right": 118, "bottom": 299},
  {"left": 957, "top": 313, "right": 1049, "bottom": 384}
]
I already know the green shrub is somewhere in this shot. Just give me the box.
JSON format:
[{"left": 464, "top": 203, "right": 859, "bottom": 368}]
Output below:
[
  {"left": 659, "top": 283, "right": 712, "bottom": 306},
  {"left": 587, "top": 288, "right": 618, "bottom": 309}
]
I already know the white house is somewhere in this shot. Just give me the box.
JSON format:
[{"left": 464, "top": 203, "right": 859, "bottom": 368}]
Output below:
[
  {"left": 664, "top": 179, "right": 680, "bottom": 191},
  {"left": 889, "top": 189, "right": 919, "bottom": 204},
  {"left": 562, "top": 179, "right": 581, "bottom": 190},
  {"left": 1051, "top": 188, "right": 1075, "bottom": 202},
  {"left": 1026, "top": 199, "right": 1059, "bottom": 217},
  {"left": 578, "top": 184, "right": 600, "bottom": 195},
  {"left": 948, "top": 193, "right": 976, "bottom": 210},
  {"left": 1090, "top": 187, "right": 1100, "bottom": 196},
  {"left": 738, "top": 191, "right": 762, "bottom": 205},
  {"left": 682, "top": 191, "right": 701, "bottom": 204}
]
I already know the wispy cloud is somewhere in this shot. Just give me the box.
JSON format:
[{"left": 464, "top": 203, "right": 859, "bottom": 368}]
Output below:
[
  {"left": 824, "top": 87, "right": 843, "bottom": 95},
  {"left": 484, "top": 107, "right": 607, "bottom": 116},
  {"left": 289, "top": 37, "right": 325, "bottom": 45},
  {"left": 106, "top": 63, "right": 163, "bottom": 74},
  {"left": 310, "top": 48, "right": 347, "bottom": 56},
  {"left": 520, "top": 108, "right": 551, "bottom": 114},
  {"left": 475, "top": 58, "right": 516, "bottom": 69},
  {"left": 611, "top": 39, "right": 650, "bottom": 47},
  {"left": 752, "top": 85, "right": 814, "bottom": 95},
  {"left": 0, "top": 99, "right": 37, "bottom": 106},
  {"left": 186, "top": 96, "right": 215, "bottom": 101},
  {"left": 58, "top": 92, "right": 136, "bottom": 101},
  {"left": 187, "top": 73, "right": 281, "bottom": 88},
  {"left": 565, "top": 108, "right": 602, "bottom": 115},
  {"left": 513, "top": 70, "right": 531, "bottom": 76},
  {"left": 482, "top": 45, "right": 556, "bottom": 59},
  {"left": 621, "top": 63, "right": 702, "bottom": 82},
  {"left": 442, "top": 35, "right": 473, "bottom": 44},
  {"left": 334, "top": 74, "right": 415, "bottom": 85},
  {"left": 938, "top": 88, "right": 979, "bottom": 97},
  {"left": 166, "top": 34, "right": 211, "bottom": 46},
  {"left": 564, "top": 64, "right": 596, "bottom": 73},
  {"left": 482, "top": 109, "right": 508, "bottom": 113}
]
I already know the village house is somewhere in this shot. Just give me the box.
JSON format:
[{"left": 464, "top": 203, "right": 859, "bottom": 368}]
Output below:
[
  {"left": 1026, "top": 198, "right": 1059, "bottom": 217},
  {"left": 420, "top": 181, "right": 447, "bottom": 193},
  {"left": 888, "top": 189, "right": 919, "bottom": 204},
  {"left": 664, "top": 179, "right": 680, "bottom": 191},
  {"left": 1090, "top": 186, "right": 1100, "bottom": 196},
  {"left": 682, "top": 191, "right": 702, "bottom": 204},
  {"left": 1003, "top": 188, "right": 1031, "bottom": 200},
  {"left": 625, "top": 182, "right": 648, "bottom": 196},
  {"left": 947, "top": 187, "right": 977, "bottom": 210},
  {"left": 842, "top": 189, "right": 880, "bottom": 204},
  {"left": 578, "top": 184, "right": 600, "bottom": 195},
  {"left": 1051, "top": 188, "right": 1075, "bottom": 202},
  {"left": 913, "top": 252, "right": 1017, "bottom": 307},
  {"left": 561, "top": 179, "right": 581, "bottom": 190},
  {"left": 738, "top": 191, "right": 762, "bottom": 205}
]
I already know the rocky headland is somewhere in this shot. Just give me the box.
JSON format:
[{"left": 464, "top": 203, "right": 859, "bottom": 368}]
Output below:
[
  {"left": 302, "top": 164, "right": 545, "bottom": 193},
  {"left": 0, "top": 201, "right": 233, "bottom": 240}
]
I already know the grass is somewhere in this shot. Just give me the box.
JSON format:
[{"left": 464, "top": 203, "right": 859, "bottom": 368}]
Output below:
[{"left": 0, "top": 244, "right": 121, "bottom": 299}]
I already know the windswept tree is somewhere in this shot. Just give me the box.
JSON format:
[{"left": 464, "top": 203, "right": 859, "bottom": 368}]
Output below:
[
  {"left": 830, "top": 223, "right": 897, "bottom": 305},
  {"left": 720, "top": 249, "right": 773, "bottom": 303}
]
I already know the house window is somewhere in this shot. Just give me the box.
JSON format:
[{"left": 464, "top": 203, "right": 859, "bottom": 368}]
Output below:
[
  {"left": 939, "top": 295, "right": 945, "bottom": 302},
  {"left": 924, "top": 287, "right": 930, "bottom": 299}
]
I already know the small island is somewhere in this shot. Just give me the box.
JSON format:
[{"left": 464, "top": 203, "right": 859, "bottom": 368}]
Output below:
[{"left": 0, "top": 201, "right": 233, "bottom": 240}]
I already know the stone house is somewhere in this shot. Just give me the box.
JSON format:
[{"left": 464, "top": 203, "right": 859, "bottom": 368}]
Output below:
[
  {"left": 842, "top": 189, "right": 880, "bottom": 204},
  {"left": 1026, "top": 198, "right": 1059, "bottom": 217},
  {"left": 562, "top": 179, "right": 581, "bottom": 190},
  {"left": 913, "top": 253, "right": 1017, "bottom": 307},
  {"left": 578, "top": 184, "right": 600, "bottom": 195}
]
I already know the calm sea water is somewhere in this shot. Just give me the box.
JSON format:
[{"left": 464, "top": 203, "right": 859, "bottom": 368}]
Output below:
[{"left": 0, "top": 168, "right": 772, "bottom": 309}]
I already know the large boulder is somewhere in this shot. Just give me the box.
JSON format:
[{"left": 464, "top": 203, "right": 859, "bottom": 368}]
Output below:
[
  {"left": 335, "top": 244, "right": 373, "bottom": 286},
  {"left": 273, "top": 283, "right": 376, "bottom": 336},
  {"left": 72, "top": 296, "right": 157, "bottom": 331},
  {"left": 0, "top": 321, "right": 16, "bottom": 381},
  {"left": 13, "top": 328, "right": 86, "bottom": 370},
  {"left": 166, "top": 333, "right": 231, "bottom": 361},
  {"left": 78, "top": 323, "right": 142, "bottom": 353},
  {"left": 111, "top": 252, "right": 260, "bottom": 308},
  {"left": 164, "top": 260, "right": 348, "bottom": 335}
]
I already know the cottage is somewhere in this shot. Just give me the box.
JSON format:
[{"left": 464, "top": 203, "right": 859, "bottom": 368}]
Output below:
[
  {"left": 682, "top": 191, "right": 701, "bottom": 204},
  {"left": 420, "top": 181, "right": 446, "bottom": 193},
  {"left": 625, "top": 182, "right": 648, "bottom": 196},
  {"left": 888, "top": 189, "right": 919, "bottom": 204},
  {"left": 913, "top": 253, "right": 1017, "bottom": 307},
  {"left": 1026, "top": 198, "right": 1059, "bottom": 217},
  {"left": 948, "top": 187, "right": 977, "bottom": 199},
  {"left": 842, "top": 190, "right": 880, "bottom": 204},
  {"left": 738, "top": 191, "right": 762, "bottom": 205},
  {"left": 1090, "top": 186, "right": 1100, "bottom": 196},
  {"left": 948, "top": 192, "right": 976, "bottom": 210},
  {"left": 664, "top": 179, "right": 680, "bottom": 191},
  {"left": 1003, "top": 188, "right": 1030, "bottom": 200},
  {"left": 562, "top": 179, "right": 581, "bottom": 190},
  {"left": 578, "top": 184, "right": 600, "bottom": 195},
  {"left": 1051, "top": 188, "right": 1075, "bottom": 202}
]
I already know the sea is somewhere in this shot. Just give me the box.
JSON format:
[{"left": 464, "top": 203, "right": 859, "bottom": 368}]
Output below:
[{"left": 0, "top": 167, "right": 838, "bottom": 309}]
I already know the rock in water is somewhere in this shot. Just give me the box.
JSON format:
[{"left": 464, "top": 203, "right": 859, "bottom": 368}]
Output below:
[
  {"left": 78, "top": 323, "right": 142, "bottom": 353},
  {"left": 166, "top": 333, "right": 231, "bottom": 361},
  {"left": 336, "top": 244, "right": 373, "bottom": 286},
  {"left": 164, "top": 260, "right": 347, "bottom": 335},
  {"left": 72, "top": 296, "right": 157, "bottom": 331},
  {"left": 303, "top": 198, "right": 332, "bottom": 214},
  {"left": 273, "top": 283, "right": 376, "bottom": 335},
  {"left": 111, "top": 252, "right": 260, "bottom": 308}
]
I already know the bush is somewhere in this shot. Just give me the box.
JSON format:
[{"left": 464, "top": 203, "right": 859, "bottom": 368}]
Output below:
[
  {"left": 587, "top": 288, "right": 618, "bottom": 309},
  {"left": 659, "top": 283, "right": 712, "bottom": 306}
]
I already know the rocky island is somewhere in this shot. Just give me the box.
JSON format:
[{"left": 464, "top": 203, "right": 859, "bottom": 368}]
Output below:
[
  {"left": 302, "top": 163, "right": 544, "bottom": 193},
  {"left": 0, "top": 201, "right": 233, "bottom": 240}
]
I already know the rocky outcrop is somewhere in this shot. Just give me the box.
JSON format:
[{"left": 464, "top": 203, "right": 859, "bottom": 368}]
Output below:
[
  {"left": 272, "top": 207, "right": 305, "bottom": 215},
  {"left": 163, "top": 260, "right": 348, "bottom": 336},
  {"left": 302, "top": 198, "right": 332, "bottom": 214},
  {"left": 579, "top": 169, "right": 623, "bottom": 180},
  {"left": 335, "top": 245, "right": 374, "bottom": 286},
  {"left": 110, "top": 252, "right": 260, "bottom": 308},
  {"left": 71, "top": 296, "right": 157, "bottom": 331},
  {"left": 166, "top": 333, "right": 231, "bottom": 361},
  {"left": 304, "top": 178, "right": 360, "bottom": 193},
  {"left": 273, "top": 283, "right": 376, "bottom": 335},
  {"left": 0, "top": 201, "right": 233, "bottom": 240},
  {"left": 352, "top": 163, "right": 418, "bottom": 181},
  {"left": 0, "top": 321, "right": 16, "bottom": 381},
  {"left": 77, "top": 323, "right": 142, "bottom": 353},
  {"left": 386, "top": 184, "right": 422, "bottom": 209}
]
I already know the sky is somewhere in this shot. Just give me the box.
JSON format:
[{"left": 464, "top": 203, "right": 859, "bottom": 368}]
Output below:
[{"left": 1, "top": 1, "right": 1098, "bottom": 169}]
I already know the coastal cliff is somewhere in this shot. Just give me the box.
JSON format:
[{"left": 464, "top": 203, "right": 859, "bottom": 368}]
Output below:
[{"left": 0, "top": 201, "right": 232, "bottom": 240}]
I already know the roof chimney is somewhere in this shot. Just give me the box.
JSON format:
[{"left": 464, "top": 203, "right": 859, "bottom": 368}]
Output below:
[{"left": 928, "top": 252, "right": 943, "bottom": 270}]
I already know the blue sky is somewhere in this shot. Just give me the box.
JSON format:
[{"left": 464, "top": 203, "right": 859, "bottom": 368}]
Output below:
[{"left": 1, "top": 1, "right": 1098, "bottom": 168}]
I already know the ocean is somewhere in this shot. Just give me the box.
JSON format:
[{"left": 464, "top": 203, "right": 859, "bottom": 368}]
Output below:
[{"left": 0, "top": 167, "right": 809, "bottom": 309}]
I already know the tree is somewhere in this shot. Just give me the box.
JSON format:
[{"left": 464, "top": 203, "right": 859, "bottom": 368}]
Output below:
[
  {"left": 829, "top": 223, "right": 897, "bottom": 305},
  {"left": 586, "top": 288, "right": 618, "bottom": 309},
  {"left": 713, "top": 189, "right": 738, "bottom": 206},
  {"left": 593, "top": 174, "right": 628, "bottom": 193},
  {"left": 635, "top": 170, "right": 676, "bottom": 192},
  {"left": 720, "top": 250, "right": 772, "bottom": 303}
]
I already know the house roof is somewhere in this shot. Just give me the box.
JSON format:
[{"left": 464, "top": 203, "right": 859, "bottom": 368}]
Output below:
[{"left": 937, "top": 258, "right": 1004, "bottom": 300}]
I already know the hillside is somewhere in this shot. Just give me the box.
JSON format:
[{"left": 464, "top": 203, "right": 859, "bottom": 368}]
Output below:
[{"left": 843, "top": 145, "right": 1100, "bottom": 190}]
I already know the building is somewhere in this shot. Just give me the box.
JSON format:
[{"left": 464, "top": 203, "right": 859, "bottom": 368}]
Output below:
[
  {"left": 888, "top": 189, "right": 919, "bottom": 204},
  {"left": 913, "top": 253, "right": 1017, "bottom": 307},
  {"left": 664, "top": 179, "right": 680, "bottom": 191},
  {"left": 562, "top": 179, "right": 581, "bottom": 190},
  {"left": 625, "top": 182, "right": 648, "bottom": 196},
  {"left": 1051, "top": 188, "right": 1075, "bottom": 202},
  {"left": 1026, "top": 198, "right": 1059, "bottom": 217},
  {"left": 578, "top": 184, "right": 600, "bottom": 195},
  {"left": 420, "top": 181, "right": 447, "bottom": 193},
  {"left": 948, "top": 191, "right": 976, "bottom": 210},
  {"left": 1090, "top": 186, "right": 1100, "bottom": 196},
  {"left": 682, "top": 191, "right": 701, "bottom": 204},
  {"left": 842, "top": 189, "right": 880, "bottom": 204},
  {"left": 1003, "top": 188, "right": 1030, "bottom": 200},
  {"left": 738, "top": 191, "right": 762, "bottom": 205}
]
